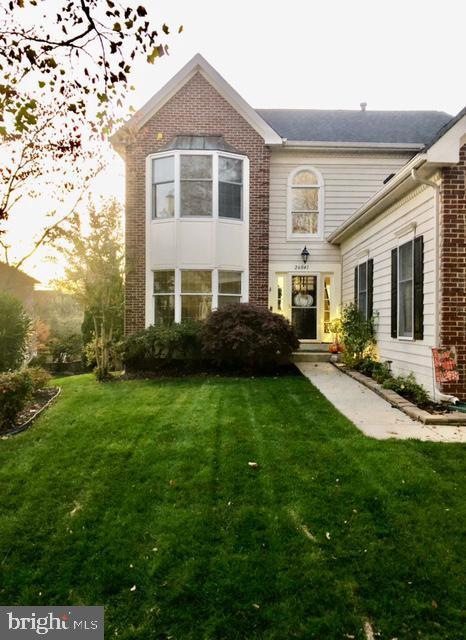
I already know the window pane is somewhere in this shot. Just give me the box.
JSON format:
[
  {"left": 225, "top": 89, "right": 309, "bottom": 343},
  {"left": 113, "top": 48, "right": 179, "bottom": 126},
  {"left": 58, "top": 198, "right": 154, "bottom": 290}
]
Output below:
[
  {"left": 154, "top": 295, "right": 174, "bottom": 325},
  {"left": 180, "top": 155, "right": 212, "bottom": 179},
  {"left": 219, "top": 182, "right": 242, "bottom": 219},
  {"left": 219, "top": 271, "right": 242, "bottom": 294},
  {"left": 292, "top": 211, "right": 318, "bottom": 234},
  {"left": 292, "top": 187, "right": 318, "bottom": 211},
  {"left": 219, "top": 157, "right": 242, "bottom": 183},
  {"left": 180, "top": 181, "right": 212, "bottom": 216},
  {"left": 358, "top": 291, "right": 367, "bottom": 319},
  {"left": 399, "top": 241, "right": 413, "bottom": 280},
  {"left": 292, "top": 170, "right": 318, "bottom": 186},
  {"left": 153, "top": 156, "right": 174, "bottom": 184},
  {"left": 154, "top": 270, "right": 175, "bottom": 294},
  {"left": 181, "top": 270, "right": 212, "bottom": 293},
  {"left": 358, "top": 262, "right": 367, "bottom": 293},
  {"left": 153, "top": 182, "right": 175, "bottom": 218},
  {"left": 218, "top": 295, "right": 241, "bottom": 308},
  {"left": 181, "top": 295, "right": 212, "bottom": 321},
  {"left": 399, "top": 281, "right": 413, "bottom": 337}
]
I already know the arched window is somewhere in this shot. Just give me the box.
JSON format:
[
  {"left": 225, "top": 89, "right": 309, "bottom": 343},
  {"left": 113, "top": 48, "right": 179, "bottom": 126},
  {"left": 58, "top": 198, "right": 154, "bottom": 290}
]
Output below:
[{"left": 287, "top": 167, "right": 323, "bottom": 239}]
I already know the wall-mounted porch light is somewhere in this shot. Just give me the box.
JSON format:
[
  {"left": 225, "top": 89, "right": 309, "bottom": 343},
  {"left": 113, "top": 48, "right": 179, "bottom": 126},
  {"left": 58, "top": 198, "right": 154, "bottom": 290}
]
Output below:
[{"left": 301, "top": 246, "right": 310, "bottom": 264}]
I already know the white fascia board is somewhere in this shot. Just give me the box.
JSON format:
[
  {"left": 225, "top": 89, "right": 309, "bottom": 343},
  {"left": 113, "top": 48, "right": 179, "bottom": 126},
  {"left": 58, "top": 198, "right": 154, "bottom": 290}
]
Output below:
[
  {"left": 283, "top": 140, "right": 424, "bottom": 152},
  {"left": 427, "top": 113, "right": 466, "bottom": 164},
  {"left": 327, "top": 153, "right": 427, "bottom": 244},
  {"left": 112, "top": 53, "right": 282, "bottom": 146}
]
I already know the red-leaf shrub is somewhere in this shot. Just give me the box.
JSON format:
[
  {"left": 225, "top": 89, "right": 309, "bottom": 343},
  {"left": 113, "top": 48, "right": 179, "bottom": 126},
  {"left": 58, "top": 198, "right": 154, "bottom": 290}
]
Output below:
[{"left": 200, "top": 304, "right": 299, "bottom": 371}]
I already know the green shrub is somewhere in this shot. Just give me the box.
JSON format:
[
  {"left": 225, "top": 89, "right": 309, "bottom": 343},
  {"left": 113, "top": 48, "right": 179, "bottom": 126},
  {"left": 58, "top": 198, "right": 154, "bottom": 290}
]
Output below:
[
  {"left": 123, "top": 321, "right": 203, "bottom": 371},
  {"left": 24, "top": 366, "right": 51, "bottom": 392},
  {"left": 371, "top": 362, "right": 392, "bottom": 384},
  {"left": 382, "top": 373, "right": 429, "bottom": 406},
  {"left": 201, "top": 304, "right": 299, "bottom": 372},
  {"left": 340, "top": 302, "right": 375, "bottom": 367},
  {"left": 0, "top": 293, "right": 31, "bottom": 372},
  {"left": 0, "top": 370, "right": 34, "bottom": 430}
]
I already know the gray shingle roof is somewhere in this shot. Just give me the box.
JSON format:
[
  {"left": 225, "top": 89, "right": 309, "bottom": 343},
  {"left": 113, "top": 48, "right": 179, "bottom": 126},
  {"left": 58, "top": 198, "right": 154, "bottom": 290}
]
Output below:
[{"left": 256, "top": 109, "right": 452, "bottom": 145}]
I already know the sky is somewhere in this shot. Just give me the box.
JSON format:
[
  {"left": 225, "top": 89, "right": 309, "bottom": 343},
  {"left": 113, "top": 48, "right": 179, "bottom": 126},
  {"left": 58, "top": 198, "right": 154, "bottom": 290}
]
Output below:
[{"left": 6, "top": 0, "right": 466, "bottom": 284}]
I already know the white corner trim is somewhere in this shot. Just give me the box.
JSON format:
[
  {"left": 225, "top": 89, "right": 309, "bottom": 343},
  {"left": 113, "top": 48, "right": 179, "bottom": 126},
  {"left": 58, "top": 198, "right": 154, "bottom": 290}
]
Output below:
[
  {"left": 114, "top": 54, "right": 282, "bottom": 146},
  {"left": 394, "top": 221, "right": 417, "bottom": 239}
]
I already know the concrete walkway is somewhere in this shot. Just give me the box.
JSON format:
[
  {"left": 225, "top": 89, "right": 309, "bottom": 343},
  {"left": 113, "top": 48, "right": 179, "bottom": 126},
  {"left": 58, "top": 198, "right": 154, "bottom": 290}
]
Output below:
[{"left": 297, "top": 362, "right": 466, "bottom": 443}]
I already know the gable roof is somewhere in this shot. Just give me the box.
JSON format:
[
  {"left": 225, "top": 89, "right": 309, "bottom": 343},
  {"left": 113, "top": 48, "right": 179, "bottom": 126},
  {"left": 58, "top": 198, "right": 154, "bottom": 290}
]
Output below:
[
  {"left": 0, "top": 262, "right": 39, "bottom": 286},
  {"left": 111, "top": 54, "right": 282, "bottom": 150},
  {"left": 256, "top": 109, "right": 452, "bottom": 146},
  {"left": 328, "top": 107, "right": 466, "bottom": 244}
]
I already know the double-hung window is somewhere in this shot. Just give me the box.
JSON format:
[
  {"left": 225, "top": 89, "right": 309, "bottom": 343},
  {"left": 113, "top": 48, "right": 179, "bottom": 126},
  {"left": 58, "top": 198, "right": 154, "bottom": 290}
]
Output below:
[
  {"left": 181, "top": 270, "right": 212, "bottom": 321},
  {"left": 180, "top": 155, "right": 213, "bottom": 217},
  {"left": 152, "top": 157, "right": 175, "bottom": 219},
  {"left": 218, "top": 271, "right": 242, "bottom": 307},
  {"left": 391, "top": 236, "right": 424, "bottom": 340},
  {"left": 153, "top": 270, "right": 175, "bottom": 324},
  {"left": 219, "top": 157, "right": 242, "bottom": 219},
  {"left": 354, "top": 259, "right": 373, "bottom": 320}
]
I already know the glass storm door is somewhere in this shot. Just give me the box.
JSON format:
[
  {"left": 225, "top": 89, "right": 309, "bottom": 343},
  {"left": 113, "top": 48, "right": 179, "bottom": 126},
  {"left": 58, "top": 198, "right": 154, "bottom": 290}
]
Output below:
[{"left": 291, "top": 275, "right": 318, "bottom": 339}]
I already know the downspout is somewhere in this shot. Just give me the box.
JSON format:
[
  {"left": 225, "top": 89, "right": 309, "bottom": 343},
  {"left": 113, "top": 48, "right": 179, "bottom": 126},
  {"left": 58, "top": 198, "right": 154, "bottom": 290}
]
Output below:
[{"left": 410, "top": 169, "right": 459, "bottom": 404}]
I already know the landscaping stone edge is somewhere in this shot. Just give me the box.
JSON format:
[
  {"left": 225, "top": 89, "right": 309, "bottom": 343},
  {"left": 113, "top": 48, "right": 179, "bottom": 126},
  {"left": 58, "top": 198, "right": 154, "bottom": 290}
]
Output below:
[
  {"left": 332, "top": 364, "right": 466, "bottom": 426},
  {"left": 1, "top": 387, "right": 62, "bottom": 438}
]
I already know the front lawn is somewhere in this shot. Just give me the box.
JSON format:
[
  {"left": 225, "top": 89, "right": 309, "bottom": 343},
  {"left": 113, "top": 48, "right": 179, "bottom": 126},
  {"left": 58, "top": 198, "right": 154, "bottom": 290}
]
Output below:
[{"left": 0, "top": 374, "right": 464, "bottom": 639}]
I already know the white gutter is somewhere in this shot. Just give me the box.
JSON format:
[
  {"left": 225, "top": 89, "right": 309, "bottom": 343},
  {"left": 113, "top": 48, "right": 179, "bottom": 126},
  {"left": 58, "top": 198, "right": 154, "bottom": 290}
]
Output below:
[
  {"left": 282, "top": 140, "right": 423, "bottom": 152},
  {"left": 327, "top": 153, "right": 427, "bottom": 244}
]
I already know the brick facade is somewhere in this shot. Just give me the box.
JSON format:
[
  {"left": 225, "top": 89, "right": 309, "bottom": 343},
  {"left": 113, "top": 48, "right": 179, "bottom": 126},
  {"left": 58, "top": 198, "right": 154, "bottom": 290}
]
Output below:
[
  {"left": 123, "top": 72, "right": 270, "bottom": 334},
  {"left": 439, "top": 144, "right": 466, "bottom": 399}
]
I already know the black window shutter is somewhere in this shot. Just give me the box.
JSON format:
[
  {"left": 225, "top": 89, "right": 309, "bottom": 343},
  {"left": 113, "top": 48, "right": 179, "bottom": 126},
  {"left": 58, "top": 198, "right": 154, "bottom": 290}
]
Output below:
[
  {"left": 354, "top": 266, "right": 358, "bottom": 304},
  {"left": 367, "top": 259, "right": 374, "bottom": 318},
  {"left": 391, "top": 248, "right": 398, "bottom": 338},
  {"left": 413, "top": 236, "right": 424, "bottom": 340}
]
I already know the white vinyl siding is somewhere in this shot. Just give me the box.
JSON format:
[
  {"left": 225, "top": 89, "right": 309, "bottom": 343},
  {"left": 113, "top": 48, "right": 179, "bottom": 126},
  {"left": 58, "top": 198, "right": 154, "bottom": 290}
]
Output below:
[
  {"left": 340, "top": 185, "right": 437, "bottom": 397},
  {"left": 269, "top": 150, "right": 411, "bottom": 264}
]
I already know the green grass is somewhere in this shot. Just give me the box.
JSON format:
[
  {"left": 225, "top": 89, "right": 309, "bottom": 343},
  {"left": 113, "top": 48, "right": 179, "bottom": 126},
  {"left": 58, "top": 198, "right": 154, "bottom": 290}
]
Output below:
[{"left": 0, "top": 373, "right": 465, "bottom": 639}]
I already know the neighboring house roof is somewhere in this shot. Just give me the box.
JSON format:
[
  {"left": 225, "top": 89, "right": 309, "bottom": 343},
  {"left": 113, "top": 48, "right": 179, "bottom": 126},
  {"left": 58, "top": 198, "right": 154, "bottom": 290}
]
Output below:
[
  {"left": 256, "top": 109, "right": 452, "bottom": 146},
  {"left": 0, "top": 262, "right": 39, "bottom": 287}
]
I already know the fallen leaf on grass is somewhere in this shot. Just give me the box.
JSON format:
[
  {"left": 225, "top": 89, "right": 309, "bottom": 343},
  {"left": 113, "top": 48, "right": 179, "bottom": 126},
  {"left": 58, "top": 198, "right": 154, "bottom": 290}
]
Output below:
[
  {"left": 252, "top": 603, "right": 260, "bottom": 609},
  {"left": 130, "top": 585, "right": 137, "bottom": 592},
  {"left": 325, "top": 532, "right": 331, "bottom": 540},
  {"left": 248, "top": 462, "right": 260, "bottom": 469}
]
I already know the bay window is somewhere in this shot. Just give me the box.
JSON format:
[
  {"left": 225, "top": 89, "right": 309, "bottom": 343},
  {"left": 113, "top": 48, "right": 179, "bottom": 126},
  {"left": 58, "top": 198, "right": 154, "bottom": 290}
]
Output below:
[
  {"left": 152, "top": 269, "right": 243, "bottom": 325},
  {"left": 150, "top": 150, "right": 245, "bottom": 220}
]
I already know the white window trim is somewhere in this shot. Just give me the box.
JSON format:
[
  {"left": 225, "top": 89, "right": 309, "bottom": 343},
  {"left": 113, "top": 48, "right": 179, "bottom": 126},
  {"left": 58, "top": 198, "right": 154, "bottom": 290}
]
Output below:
[
  {"left": 357, "top": 257, "right": 369, "bottom": 320},
  {"left": 152, "top": 268, "right": 245, "bottom": 324},
  {"left": 147, "top": 149, "right": 246, "bottom": 222},
  {"left": 286, "top": 165, "right": 324, "bottom": 242},
  {"left": 397, "top": 238, "right": 415, "bottom": 341}
]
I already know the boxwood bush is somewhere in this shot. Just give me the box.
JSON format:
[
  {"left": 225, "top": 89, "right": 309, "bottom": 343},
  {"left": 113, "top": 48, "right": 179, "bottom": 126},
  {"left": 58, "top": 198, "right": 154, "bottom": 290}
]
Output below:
[
  {"left": 201, "top": 304, "right": 299, "bottom": 372},
  {"left": 123, "top": 321, "right": 203, "bottom": 371}
]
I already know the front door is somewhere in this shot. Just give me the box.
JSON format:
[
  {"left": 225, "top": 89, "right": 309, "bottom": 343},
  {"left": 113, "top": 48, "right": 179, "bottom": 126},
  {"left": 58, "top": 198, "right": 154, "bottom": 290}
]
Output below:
[{"left": 291, "top": 274, "right": 317, "bottom": 339}]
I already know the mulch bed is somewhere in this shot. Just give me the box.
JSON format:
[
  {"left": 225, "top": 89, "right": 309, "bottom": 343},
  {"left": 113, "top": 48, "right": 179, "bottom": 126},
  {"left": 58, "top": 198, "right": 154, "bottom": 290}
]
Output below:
[{"left": 0, "top": 387, "right": 61, "bottom": 437}]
